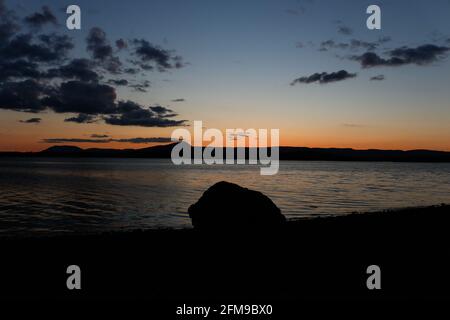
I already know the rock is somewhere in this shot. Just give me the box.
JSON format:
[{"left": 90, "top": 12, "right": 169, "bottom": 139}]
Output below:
[{"left": 188, "top": 181, "right": 286, "bottom": 229}]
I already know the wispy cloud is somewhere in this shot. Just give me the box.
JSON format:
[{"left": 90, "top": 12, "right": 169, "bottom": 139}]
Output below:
[
  {"left": 42, "top": 137, "right": 173, "bottom": 144},
  {"left": 370, "top": 75, "right": 385, "bottom": 81},
  {"left": 353, "top": 44, "right": 449, "bottom": 68},
  {"left": 342, "top": 123, "right": 367, "bottom": 128},
  {"left": 291, "top": 70, "right": 356, "bottom": 85},
  {"left": 19, "top": 117, "right": 41, "bottom": 124}
]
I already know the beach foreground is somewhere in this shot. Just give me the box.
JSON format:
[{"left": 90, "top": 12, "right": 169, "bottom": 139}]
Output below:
[{"left": 1, "top": 204, "right": 449, "bottom": 305}]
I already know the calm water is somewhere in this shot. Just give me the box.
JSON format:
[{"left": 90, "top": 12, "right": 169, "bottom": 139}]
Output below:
[{"left": 0, "top": 158, "right": 449, "bottom": 235}]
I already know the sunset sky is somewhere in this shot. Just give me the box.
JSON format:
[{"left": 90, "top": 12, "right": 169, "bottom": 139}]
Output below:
[{"left": 1, "top": 0, "right": 450, "bottom": 151}]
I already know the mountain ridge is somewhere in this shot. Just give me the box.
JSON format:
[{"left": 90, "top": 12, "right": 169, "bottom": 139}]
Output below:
[{"left": 1, "top": 143, "right": 450, "bottom": 162}]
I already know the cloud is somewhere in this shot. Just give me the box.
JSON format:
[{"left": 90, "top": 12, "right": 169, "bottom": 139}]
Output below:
[
  {"left": 86, "top": 27, "right": 113, "bottom": 61},
  {"left": 43, "top": 81, "right": 117, "bottom": 114},
  {"left": 370, "top": 75, "right": 385, "bottom": 81},
  {"left": 319, "top": 40, "right": 349, "bottom": 51},
  {"left": 124, "top": 67, "right": 139, "bottom": 75},
  {"left": 354, "top": 44, "right": 450, "bottom": 68},
  {"left": 64, "top": 113, "right": 98, "bottom": 124},
  {"left": 19, "top": 117, "right": 41, "bottom": 124},
  {"left": 42, "top": 137, "right": 172, "bottom": 144},
  {"left": 131, "top": 39, "right": 184, "bottom": 71},
  {"left": 378, "top": 36, "right": 392, "bottom": 44},
  {"left": 149, "top": 105, "right": 177, "bottom": 117},
  {"left": 24, "top": 6, "right": 57, "bottom": 29},
  {"left": 0, "top": 0, "right": 20, "bottom": 43},
  {"left": 107, "top": 79, "right": 129, "bottom": 86},
  {"left": 291, "top": 70, "right": 356, "bottom": 85},
  {"left": 91, "top": 134, "right": 109, "bottom": 138},
  {"left": 104, "top": 100, "right": 186, "bottom": 127},
  {"left": 42, "top": 138, "right": 109, "bottom": 144},
  {"left": 46, "top": 58, "right": 99, "bottom": 82},
  {"left": 115, "top": 39, "right": 127, "bottom": 50},
  {"left": 0, "top": 80, "right": 47, "bottom": 112},
  {"left": 113, "top": 137, "right": 173, "bottom": 144},
  {"left": 319, "top": 37, "right": 391, "bottom": 52},
  {"left": 0, "top": 1, "right": 187, "bottom": 128},
  {"left": 86, "top": 27, "right": 122, "bottom": 73},
  {"left": 0, "top": 33, "right": 73, "bottom": 63},
  {"left": 129, "top": 80, "right": 150, "bottom": 92},
  {"left": 0, "top": 59, "right": 41, "bottom": 81},
  {"left": 342, "top": 123, "right": 366, "bottom": 128},
  {"left": 337, "top": 25, "right": 353, "bottom": 36},
  {"left": 171, "top": 98, "right": 185, "bottom": 102}
]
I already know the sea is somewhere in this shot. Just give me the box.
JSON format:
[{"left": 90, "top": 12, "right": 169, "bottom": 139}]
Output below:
[{"left": 0, "top": 157, "right": 449, "bottom": 236}]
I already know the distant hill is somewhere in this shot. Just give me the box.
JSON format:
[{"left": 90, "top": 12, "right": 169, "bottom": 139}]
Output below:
[
  {"left": 42, "top": 145, "right": 83, "bottom": 154},
  {"left": 1, "top": 143, "right": 450, "bottom": 162}
]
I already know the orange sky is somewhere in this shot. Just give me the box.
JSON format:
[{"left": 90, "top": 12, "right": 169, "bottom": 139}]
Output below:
[{"left": 1, "top": 110, "right": 449, "bottom": 152}]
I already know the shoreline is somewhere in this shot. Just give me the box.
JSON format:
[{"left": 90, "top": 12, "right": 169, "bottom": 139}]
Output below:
[
  {"left": 1, "top": 203, "right": 450, "bottom": 300},
  {"left": 2, "top": 203, "right": 448, "bottom": 240}
]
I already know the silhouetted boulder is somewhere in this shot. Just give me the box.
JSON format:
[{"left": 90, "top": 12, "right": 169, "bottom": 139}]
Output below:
[{"left": 188, "top": 181, "right": 286, "bottom": 229}]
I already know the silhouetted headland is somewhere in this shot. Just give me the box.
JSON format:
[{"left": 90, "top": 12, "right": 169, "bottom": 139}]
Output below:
[{"left": 2, "top": 142, "right": 450, "bottom": 162}]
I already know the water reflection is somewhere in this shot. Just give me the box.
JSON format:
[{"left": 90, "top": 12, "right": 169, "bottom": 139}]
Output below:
[{"left": 0, "top": 158, "right": 449, "bottom": 235}]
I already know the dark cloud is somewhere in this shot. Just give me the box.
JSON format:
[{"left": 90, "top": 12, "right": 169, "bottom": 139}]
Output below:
[
  {"left": 38, "top": 33, "right": 74, "bottom": 59},
  {"left": 349, "top": 39, "right": 377, "bottom": 51},
  {"left": 42, "top": 136, "right": 172, "bottom": 144},
  {"left": 378, "top": 36, "right": 392, "bottom": 44},
  {"left": 319, "top": 40, "right": 349, "bottom": 51},
  {"left": 46, "top": 59, "right": 99, "bottom": 82},
  {"left": 171, "top": 98, "right": 185, "bottom": 102},
  {"left": 87, "top": 27, "right": 113, "bottom": 60},
  {"left": 116, "top": 39, "right": 127, "bottom": 50},
  {"left": 390, "top": 45, "right": 449, "bottom": 64},
  {"left": 0, "top": 33, "right": 73, "bottom": 63},
  {"left": 291, "top": 70, "right": 356, "bottom": 85},
  {"left": 113, "top": 137, "right": 172, "bottom": 144},
  {"left": 129, "top": 80, "right": 150, "bottom": 92},
  {"left": 64, "top": 114, "right": 98, "bottom": 124},
  {"left": 0, "top": 80, "right": 47, "bottom": 112},
  {"left": 86, "top": 27, "right": 122, "bottom": 73},
  {"left": 0, "top": 0, "right": 20, "bottom": 43},
  {"left": 354, "top": 45, "right": 450, "bottom": 68},
  {"left": 102, "top": 56, "right": 122, "bottom": 74},
  {"left": 124, "top": 67, "right": 139, "bottom": 75},
  {"left": 319, "top": 37, "right": 391, "bottom": 52},
  {"left": 342, "top": 123, "right": 366, "bottom": 128},
  {"left": 0, "top": 79, "right": 185, "bottom": 127},
  {"left": 104, "top": 100, "right": 186, "bottom": 127},
  {"left": 107, "top": 79, "right": 129, "bottom": 86},
  {"left": 43, "top": 81, "right": 117, "bottom": 115},
  {"left": 42, "top": 138, "right": 109, "bottom": 144},
  {"left": 24, "top": 6, "right": 57, "bottom": 29},
  {"left": 370, "top": 75, "right": 385, "bottom": 81},
  {"left": 131, "top": 39, "right": 185, "bottom": 71},
  {"left": 150, "top": 105, "right": 177, "bottom": 117},
  {"left": 337, "top": 25, "right": 353, "bottom": 36},
  {"left": 91, "top": 134, "right": 109, "bottom": 138},
  {"left": 19, "top": 117, "right": 41, "bottom": 124},
  {"left": 0, "top": 1, "right": 187, "bottom": 128},
  {"left": 0, "top": 59, "right": 41, "bottom": 81}
]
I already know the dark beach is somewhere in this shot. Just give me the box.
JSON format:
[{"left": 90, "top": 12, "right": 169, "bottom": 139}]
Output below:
[{"left": 2, "top": 203, "right": 450, "bottom": 306}]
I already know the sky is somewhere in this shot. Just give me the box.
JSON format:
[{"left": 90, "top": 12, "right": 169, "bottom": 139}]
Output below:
[{"left": 1, "top": 0, "right": 450, "bottom": 151}]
